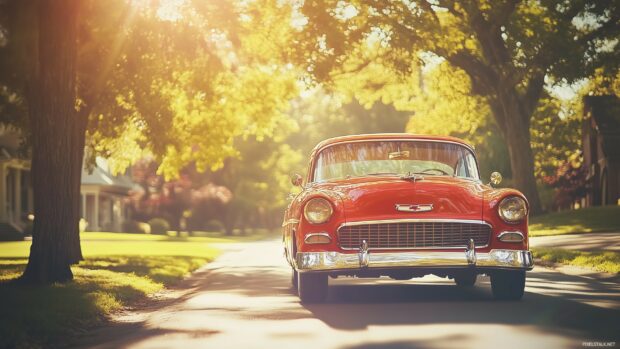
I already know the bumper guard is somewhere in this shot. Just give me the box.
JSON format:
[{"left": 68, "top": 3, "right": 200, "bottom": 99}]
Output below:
[{"left": 296, "top": 248, "right": 533, "bottom": 272}]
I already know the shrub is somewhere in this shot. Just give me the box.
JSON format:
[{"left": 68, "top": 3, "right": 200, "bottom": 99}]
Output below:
[
  {"left": 148, "top": 218, "right": 170, "bottom": 235},
  {"left": 122, "top": 220, "right": 151, "bottom": 234},
  {"left": 204, "top": 219, "right": 225, "bottom": 233}
]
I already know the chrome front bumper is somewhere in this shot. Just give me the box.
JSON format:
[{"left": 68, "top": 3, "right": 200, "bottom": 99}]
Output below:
[{"left": 295, "top": 249, "right": 534, "bottom": 272}]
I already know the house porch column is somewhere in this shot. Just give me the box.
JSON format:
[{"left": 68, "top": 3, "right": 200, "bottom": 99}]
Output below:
[
  {"left": 14, "top": 168, "right": 21, "bottom": 223},
  {"left": 0, "top": 164, "right": 5, "bottom": 220},
  {"left": 94, "top": 192, "right": 99, "bottom": 231}
]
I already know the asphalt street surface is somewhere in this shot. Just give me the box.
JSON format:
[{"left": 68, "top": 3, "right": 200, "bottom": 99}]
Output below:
[{"left": 84, "top": 240, "right": 620, "bottom": 349}]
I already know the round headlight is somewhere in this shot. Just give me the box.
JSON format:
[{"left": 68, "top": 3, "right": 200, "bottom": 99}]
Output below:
[
  {"left": 498, "top": 196, "right": 528, "bottom": 223},
  {"left": 304, "top": 198, "right": 333, "bottom": 224}
]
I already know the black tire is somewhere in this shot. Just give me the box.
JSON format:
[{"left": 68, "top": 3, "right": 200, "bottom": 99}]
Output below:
[
  {"left": 298, "top": 272, "right": 328, "bottom": 303},
  {"left": 491, "top": 270, "right": 526, "bottom": 300},
  {"left": 454, "top": 272, "right": 477, "bottom": 287},
  {"left": 291, "top": 268, "right": 298, "bottom": 289}
]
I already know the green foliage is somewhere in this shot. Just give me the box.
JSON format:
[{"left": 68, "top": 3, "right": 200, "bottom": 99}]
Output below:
[
  {"left": 121, "top": 220, "right": 151, "bottom": 235},
  {"left": 530, "top": 96, "right": 583, "bottom": 180},
  {"left": 211, "top": 136, "right": 303, "bottom": 231},
  {"left": 1, "top": 0, "right": 300, "bottom": 180},
  {"left": 587, "top": 68, "right": 620, "bottom": 97},
  {"left": 295, "top": 1, "right": 619, "bottom": 87},
  {"left": 293, "top": 0, "right": 620, "bottom": 213},
  {"left": 83, "top": 1, "right": 300, "bottom": 179},
  {"left": 287, "top": 89, "right": 411, "bottom": 161},
  {"left": 403, "top": 61, "right": 511, "bottom": 178},
  {"left": 147, "top": 218, "right": 170, "bottom": 235},
  {"left": 204, "top": 219, "right": 225, "bottom": 233}
]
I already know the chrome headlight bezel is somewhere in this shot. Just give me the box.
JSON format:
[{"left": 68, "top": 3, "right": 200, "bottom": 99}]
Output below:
[
  {"left": 303, "top": 197, "right": 333, "bottom": 224},
  {"left": 498, "top": 196, "right": 528, "bottom": 223}
]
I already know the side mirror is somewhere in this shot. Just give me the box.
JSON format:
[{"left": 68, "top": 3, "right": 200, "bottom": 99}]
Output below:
[
  {"left": 490, "top": 172, "right": 503, "bottom": 186},
  {"left": 291, "top": 173, "right": 303, "bottom": 187}
]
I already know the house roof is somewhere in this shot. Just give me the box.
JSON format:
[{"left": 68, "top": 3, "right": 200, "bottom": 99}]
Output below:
[{"left": 81, "top": 158, "right": 135, "bottom": 193}]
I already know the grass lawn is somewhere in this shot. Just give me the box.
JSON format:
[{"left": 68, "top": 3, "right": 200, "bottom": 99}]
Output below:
[
  {"left": 532, "top": 248, "right": 620, "bottom": 274},
  {"left": 529, "top": 205, "right": 620, "bottom": 237},
  {"left": 0, "top": 231, "right": 263, "bottom": 349}
]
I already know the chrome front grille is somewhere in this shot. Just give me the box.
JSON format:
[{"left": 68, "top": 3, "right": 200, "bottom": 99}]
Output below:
[{"left": 337, "top": 220, "right": 491, "bottom": 250}]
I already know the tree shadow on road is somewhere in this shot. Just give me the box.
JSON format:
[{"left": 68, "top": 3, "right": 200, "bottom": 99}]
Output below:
[
  {"left": 74, "top": 259, "right": 620, "bottom": 348},
  {"left": 301, "top": 270, "right": 619, "bottom": 341}
]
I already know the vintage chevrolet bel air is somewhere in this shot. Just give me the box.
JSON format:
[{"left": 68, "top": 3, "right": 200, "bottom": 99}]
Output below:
[{"left": 282, "top": 133, "right": 533, "bottom": 303}]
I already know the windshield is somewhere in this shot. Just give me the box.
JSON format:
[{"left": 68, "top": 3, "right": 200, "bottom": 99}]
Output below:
[{"left": 312, "top": 141, "right": 479, "bottom": 182}]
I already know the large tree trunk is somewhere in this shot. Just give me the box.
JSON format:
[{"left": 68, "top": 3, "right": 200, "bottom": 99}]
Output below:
[
  {"left": 504, "top": 116, "right": 543, "bottom": 215},
  {"left": 21, "top": 0, "right": 85, "bottom": 284},
  {"left": 490, "top": 91, "right": 543, "bottom": 215}
]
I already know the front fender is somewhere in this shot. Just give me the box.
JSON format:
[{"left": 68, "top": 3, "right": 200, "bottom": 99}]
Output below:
[{"left": 484, "top": 188, "right": 529, "bottom": 250}]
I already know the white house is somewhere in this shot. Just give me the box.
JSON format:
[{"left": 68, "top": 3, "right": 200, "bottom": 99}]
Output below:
[{"left": 0, "top": 126, "right": 135, "bottom": 237}]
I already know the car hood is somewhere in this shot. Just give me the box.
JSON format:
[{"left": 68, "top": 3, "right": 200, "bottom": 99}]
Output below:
[{"left": 313, "top": 176, "right": 484, "bottom": 222}]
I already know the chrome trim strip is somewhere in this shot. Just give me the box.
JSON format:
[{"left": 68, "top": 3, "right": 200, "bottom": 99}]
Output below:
[
  {"left": 339, "top": 218, "right": 491, "bottom": 228},
  {"left": 465, "top": 238, "right": 476, "bottom": 265},
  {"left": 315, "top": 138, "right": 476, "bottom": 156},
  {"left": 359, "top": 239, "right": 369, "bottom": 267},
  {"left": 336, "top": 219, "right": 492, "bottom": 251},
  {"left": 295, "top": 249, "right": 533, "bottom": 272},
  {"left": 282, "top": 219, "right": 300, "bottom": 227},
  {"left": 497, "top": 231, "right": 524, "bottom": 243},
  {"left": 304, "top": 232, "right": 332, "bottom": 244}
]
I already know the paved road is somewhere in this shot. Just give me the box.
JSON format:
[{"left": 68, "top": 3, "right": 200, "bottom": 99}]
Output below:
[
  {"left": 530, "top": 232, "right": 620, "bottom": 251},
  {"left": 84, "top": 240, "right": 620, "bottom": 349}
]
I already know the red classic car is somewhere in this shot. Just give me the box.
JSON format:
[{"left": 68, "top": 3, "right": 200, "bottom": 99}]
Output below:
[{"left": 283, "top": 133, "right": 533, "bottom": 303}]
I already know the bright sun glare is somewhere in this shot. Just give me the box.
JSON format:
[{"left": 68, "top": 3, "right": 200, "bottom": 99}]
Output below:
[
  {"left": 130, "top": 0, "right": 186, "bottom": 21},
  {"left": 156, "top": 0, "right": 186, "bottom": 21}
]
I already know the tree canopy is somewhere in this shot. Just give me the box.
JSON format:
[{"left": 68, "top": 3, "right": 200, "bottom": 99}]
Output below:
[
  {"left": 1, "top": 0, "right": 299, "bottom": 177},
  {"left": 293, "top": 0, "right": 620, "bottom": 213},
  {"left": 0, "top": 0, "right": 300, "bottom": 282}
]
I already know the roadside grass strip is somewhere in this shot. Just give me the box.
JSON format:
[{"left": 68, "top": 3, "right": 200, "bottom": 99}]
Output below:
[
  {"left": 0, "top": 234, "right": 224, "bottom": 349},
  {"left": 532, "top": 248, "right": 620, "bottom": 274}
]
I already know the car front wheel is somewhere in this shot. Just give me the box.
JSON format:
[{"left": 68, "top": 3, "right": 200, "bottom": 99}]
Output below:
[
  {"left": 491, "top": 270, "right": 526, "bottom": 300},
  {"left": 298, "top": 272, "right": 328, "bottom": 303},
  {"left": 454, "top": 271, "right": 477, "bottom": 287},
  {"left": 291, "top": 268, "right": 298, "bottom": 289}
]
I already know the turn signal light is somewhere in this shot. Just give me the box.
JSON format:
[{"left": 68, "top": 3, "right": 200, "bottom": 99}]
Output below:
[
  {"left": 498, "top": 231, "right": 524, "bottom": 243},
  {"left": 304, "top": 233, "right": 332, "bottom": 244}
]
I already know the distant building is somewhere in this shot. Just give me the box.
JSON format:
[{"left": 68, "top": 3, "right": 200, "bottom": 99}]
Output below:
[
  {"left": 582, "top": 95, "right": 620, "bottom": 207},
  {"left": 0, "top": 126, "right": 134, "bottom": 238},
  {"left": 81, "top": 157, "right": 135, "bottom": 232},
  {"left": 0, "top": 127, "right": 32, "bottom": 238}
]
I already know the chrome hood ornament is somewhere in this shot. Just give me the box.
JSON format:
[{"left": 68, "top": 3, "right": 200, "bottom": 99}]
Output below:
[{"left": 395, "top": 204, "right": 433, "bottom": 213}]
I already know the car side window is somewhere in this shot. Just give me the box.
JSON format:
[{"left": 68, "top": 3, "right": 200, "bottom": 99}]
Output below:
[{"left": 456, "top": 159, "right": 467, "bottom": 177}]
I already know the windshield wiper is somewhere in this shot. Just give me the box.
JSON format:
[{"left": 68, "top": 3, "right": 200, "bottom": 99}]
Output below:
[{"left": 365, "top": 172, "right": 400, "bottom": 176}]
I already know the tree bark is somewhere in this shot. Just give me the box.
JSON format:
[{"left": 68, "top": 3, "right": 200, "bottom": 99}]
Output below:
[
  {"left": 489, "top": 90, "right": 543, "bottom": 215},
  {"left": 21, "top": 0, "right": 85, "bottom": 284},
  {"left": 449, "top": 52, "right": 544, "bottom": 214}
]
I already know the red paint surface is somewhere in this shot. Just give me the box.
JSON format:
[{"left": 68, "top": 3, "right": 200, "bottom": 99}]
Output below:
[{"left": 282, "top": 134, "right": 529, "bottom": 259}]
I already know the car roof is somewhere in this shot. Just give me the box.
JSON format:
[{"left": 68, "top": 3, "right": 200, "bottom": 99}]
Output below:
[{"left": 311, "top": 133, "right": 475, "bottom": 155}]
